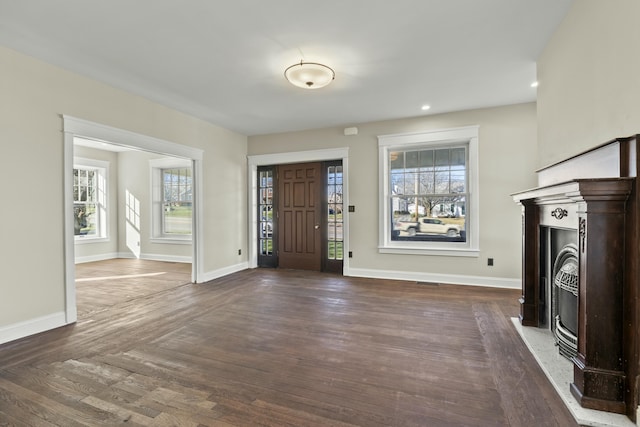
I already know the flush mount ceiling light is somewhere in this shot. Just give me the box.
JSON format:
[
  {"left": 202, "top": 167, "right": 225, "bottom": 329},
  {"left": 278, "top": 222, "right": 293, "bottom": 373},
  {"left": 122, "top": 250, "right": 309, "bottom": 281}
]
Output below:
[{"left": 284, "top": 61, "right": 335, "bottom": 89}]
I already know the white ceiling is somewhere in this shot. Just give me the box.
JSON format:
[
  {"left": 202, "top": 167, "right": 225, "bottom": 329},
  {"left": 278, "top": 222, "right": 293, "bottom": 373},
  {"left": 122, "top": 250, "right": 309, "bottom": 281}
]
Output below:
[{"left": 0, "top": 0, "right": 573, "bottom": 136}]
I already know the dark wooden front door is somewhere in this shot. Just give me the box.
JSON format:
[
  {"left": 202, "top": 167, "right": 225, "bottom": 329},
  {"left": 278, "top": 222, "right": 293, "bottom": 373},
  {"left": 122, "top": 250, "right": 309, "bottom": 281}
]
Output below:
[{"left": 277, "top": 162, "right": 322, "bottom": 271}]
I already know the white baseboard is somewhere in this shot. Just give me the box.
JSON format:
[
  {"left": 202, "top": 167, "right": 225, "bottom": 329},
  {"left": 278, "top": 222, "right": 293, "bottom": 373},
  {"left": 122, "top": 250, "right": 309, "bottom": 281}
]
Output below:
[
  {"left": 74, "top": 252, "right": 119, "bottom": 264},
  {"left": 0, "top": 311, "right": 68, "bottom": 345},
  {"left": 347, "top": 267, "right": 520, "bottom": 289},
  {"left": 140, "top": 253, "right": 192, "bottom": 263},
  {"left": 118, "top": 252, "right": 192, "bottom": 263},
  {"left": 199, "top": 262, "right": 249, "bottom": 283}
]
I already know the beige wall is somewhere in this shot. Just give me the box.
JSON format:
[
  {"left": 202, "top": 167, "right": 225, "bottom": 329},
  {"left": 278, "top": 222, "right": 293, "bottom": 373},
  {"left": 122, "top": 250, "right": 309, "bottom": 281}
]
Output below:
[
  {"left": 537, "top": 0, "right": 640, "bottom": 167},
  {"left": 0, "top": 45, "right": 247, "bottom": 331},
  {"left": 73, "top": 147, "right": 196, "bottom": 263},
  {"left": 248, "top": 103, "right": 537, "bottom": 284},
  {"left": 117, "top": 150, "right": 192, "bottom": 260}
]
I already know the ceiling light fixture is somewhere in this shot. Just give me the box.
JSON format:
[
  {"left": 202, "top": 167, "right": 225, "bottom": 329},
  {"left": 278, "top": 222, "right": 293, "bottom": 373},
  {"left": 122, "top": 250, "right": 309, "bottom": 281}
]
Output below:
[
  {"left": 284, "top": 61, "right": 335, "bottom": 89},
  {"left": 421, "top": 105, "right": 431, "bottom": 111},
  {"left": 531, "top": 81, "right": 539, "bottom": 88}
]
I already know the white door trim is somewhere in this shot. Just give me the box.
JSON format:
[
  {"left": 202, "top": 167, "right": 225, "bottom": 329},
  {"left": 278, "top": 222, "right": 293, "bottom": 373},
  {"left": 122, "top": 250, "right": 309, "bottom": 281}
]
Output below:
[
  {"left": 247, "top": 148, "right": 350, "bottom": 274},
  {"left": 62, "top": 115, "right": 204, "bottom": 324}
]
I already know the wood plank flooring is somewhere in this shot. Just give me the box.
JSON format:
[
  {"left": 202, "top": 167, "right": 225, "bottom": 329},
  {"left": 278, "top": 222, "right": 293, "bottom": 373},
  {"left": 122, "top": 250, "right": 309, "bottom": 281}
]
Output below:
[
  {"left": 0, "top": 261, "right": 579, "bottom": 426},
  {"left": 74, "top": 259, "right": 192, "bottom": 318}
]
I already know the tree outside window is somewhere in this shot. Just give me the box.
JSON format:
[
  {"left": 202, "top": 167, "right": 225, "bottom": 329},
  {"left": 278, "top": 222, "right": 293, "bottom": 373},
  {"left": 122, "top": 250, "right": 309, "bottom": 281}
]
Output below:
[
  {"left": 390, "top": 147, "right": 467, "bottom": 242},
  {"left": 378, "top": 126, "right": 479, "bottom": 256}
]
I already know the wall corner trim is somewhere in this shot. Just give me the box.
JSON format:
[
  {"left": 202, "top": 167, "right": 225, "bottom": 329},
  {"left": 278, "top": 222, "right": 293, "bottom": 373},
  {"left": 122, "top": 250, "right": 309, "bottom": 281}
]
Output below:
[{"left": 199, "top": 262, "right": 249, "bottom": 284}]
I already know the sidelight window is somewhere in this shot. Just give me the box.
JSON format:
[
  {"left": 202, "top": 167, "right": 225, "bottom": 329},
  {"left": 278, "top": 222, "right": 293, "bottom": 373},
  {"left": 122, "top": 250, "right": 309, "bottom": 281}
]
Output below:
[
  {"left": 327, "top": 164, "right": 344, "bottom": 261},
  {"left": 258, "top": 168, "right": 274, "bottom": 256}
]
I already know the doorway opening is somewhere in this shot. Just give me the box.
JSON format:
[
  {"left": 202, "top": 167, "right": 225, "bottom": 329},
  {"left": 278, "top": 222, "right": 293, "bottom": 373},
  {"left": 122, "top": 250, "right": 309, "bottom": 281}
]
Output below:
[
  {"left": 257, "top": 160, "right": 343, "bottom": 273},
  {"left": 72, "top": 136, "right": 195, "bottom": 319},
  {"left": 63, "top": 116, "right": 203, "bottom": 324},
  {"left": 248, "top": 148, "right": 349, "bottom": 275}
]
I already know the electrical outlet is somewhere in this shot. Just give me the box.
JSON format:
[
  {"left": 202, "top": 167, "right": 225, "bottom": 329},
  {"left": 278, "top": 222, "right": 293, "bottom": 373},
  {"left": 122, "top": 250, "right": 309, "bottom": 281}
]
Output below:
[
  {"left": 238, "top": 249, "right": 241, "bottom": 255},
  {"left": 348, "top": 251, "right": 353, "bottom": 258},
  {"left": 487, "top": 258, "right": 494, "bottom": 266}
]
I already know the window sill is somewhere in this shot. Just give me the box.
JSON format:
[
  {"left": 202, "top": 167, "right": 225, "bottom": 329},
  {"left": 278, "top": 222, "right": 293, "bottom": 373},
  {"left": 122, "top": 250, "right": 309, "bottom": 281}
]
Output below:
[
  {"left": 150, "top": 237, "right": 192, "bottom": 245},
  {"left": 379, "top": 245, "right": 479, "bottom": 257}
]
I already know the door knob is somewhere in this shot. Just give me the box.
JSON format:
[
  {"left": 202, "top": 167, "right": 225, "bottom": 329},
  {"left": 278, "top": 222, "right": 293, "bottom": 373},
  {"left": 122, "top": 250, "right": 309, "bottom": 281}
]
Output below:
[{"left": 314, "top": 224, "right": 320, "bottom": 229}]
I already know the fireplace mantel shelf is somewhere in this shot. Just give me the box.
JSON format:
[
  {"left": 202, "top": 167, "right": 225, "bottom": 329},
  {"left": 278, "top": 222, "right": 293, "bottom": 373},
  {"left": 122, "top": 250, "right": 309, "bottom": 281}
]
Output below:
[{"left": 513, "top": 178, "right": 634, "bottom": 205}]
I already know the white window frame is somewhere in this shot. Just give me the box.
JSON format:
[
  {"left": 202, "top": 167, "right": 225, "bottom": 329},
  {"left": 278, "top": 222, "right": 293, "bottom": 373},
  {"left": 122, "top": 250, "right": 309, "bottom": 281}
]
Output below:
[
  {"left": 150, "top": 157, "right": 193, "bottom": 244},
  {"left": 378, "top": 126, "right": 479, "bottom": 257},
  {"left": 73, "top": 157, "right": 109, "bottom": 243}
]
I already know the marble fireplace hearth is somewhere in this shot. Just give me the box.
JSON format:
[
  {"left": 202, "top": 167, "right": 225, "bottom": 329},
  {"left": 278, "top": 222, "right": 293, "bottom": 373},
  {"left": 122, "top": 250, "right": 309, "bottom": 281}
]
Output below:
[{"left": 513, "top": 318, "right": 634, "bottom": 427}]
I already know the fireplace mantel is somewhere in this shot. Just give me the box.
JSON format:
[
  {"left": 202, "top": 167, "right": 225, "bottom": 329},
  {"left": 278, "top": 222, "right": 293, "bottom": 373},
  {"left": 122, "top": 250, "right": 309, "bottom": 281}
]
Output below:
[{"left": 513, "top": 136, "right": 640, "bottom": 420}]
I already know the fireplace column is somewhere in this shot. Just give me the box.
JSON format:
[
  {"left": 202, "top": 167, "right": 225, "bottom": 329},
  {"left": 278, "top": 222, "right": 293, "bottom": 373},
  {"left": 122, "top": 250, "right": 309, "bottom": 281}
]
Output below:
[
  {"left": 519, "top": 198, "right": 540, "bottom": 327},
  {"left": 569, "top": 180, "right": 632, "bottom": 413}
]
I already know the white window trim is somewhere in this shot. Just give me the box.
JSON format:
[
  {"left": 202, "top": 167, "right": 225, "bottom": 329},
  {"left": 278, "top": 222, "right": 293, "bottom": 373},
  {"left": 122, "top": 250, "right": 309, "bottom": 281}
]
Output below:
[
  {"left": 149, "top": 157, "right": 193, "bottom": 244},
  {"left": 378, "top": 126, "right": 480, "bottom": 257},
  {"left": 73, "top": 157, "right": 109, "bottom": 244}
]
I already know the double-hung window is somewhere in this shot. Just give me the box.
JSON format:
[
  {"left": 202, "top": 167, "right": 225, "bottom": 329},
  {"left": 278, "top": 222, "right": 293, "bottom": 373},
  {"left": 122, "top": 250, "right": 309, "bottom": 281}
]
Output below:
[
  {"left": 378, "top": 126, "right": 479, "bottom": 256},
  {"left": 73, "top": 158, "right": 108, "bottom": 241},
  {"left": 150, "top": 158, "right": 193, "bottom": 242}
]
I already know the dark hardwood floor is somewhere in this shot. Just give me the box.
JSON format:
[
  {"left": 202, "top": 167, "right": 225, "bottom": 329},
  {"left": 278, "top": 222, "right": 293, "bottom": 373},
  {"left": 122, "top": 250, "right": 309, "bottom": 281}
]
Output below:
[{"left": 0, "top": 261, "right": 578, "bottom": 426}]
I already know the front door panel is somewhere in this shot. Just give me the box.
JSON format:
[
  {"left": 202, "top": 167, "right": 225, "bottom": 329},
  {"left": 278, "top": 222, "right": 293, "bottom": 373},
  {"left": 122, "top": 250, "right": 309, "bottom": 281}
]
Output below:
[{"left": 278, "top": 162, "right": 322, "bottom": 271}]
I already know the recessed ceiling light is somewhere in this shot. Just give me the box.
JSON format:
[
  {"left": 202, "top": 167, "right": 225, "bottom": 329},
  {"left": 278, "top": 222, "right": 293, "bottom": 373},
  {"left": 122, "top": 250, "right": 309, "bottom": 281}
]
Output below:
[
  {"left": 421, "top": 105, "right": 431, "bottom": 111},
  {"left": 531, "top": 81, "right": 539, "bottom": 88}
]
